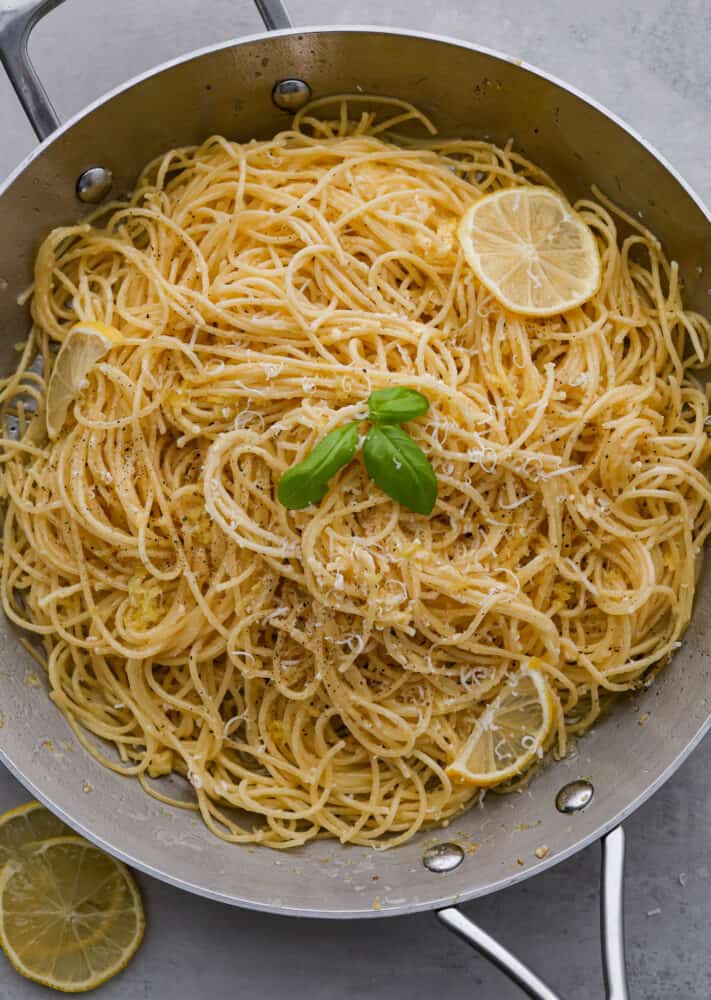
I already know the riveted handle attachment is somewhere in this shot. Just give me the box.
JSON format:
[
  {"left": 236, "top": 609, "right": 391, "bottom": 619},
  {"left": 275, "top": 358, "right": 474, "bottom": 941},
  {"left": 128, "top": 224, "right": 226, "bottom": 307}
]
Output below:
[
  {"left": 437, "top": 826, "right": 628, "bottom": 999},
  {"left": 0, "top": 0, "right": 293, "bottom": 140}
]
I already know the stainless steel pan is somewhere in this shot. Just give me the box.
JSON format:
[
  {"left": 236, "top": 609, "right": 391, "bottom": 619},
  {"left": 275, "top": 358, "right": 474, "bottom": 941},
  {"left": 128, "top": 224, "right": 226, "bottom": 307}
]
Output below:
[{"left": 1, "top": 3, "right": 709, "bottom": 997}]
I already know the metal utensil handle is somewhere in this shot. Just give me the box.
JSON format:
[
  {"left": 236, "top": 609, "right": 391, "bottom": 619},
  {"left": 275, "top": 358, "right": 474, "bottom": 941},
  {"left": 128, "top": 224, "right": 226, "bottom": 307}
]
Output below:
[
  {"left": 601, "top": 826, "right": 628, "bottom": 1000},
  {"left": 437, "top": 907, "right": 561, "bottom": 1000},
  {"left": 254, "top": 0, "right": 291, "bottom": 30},
  {"left": 0, "top": 0, "right": 293, "bottom": 140},
  {"left": 0, "top": 1, "right": 63, "bottom": 139},
  {"left": 437, "top": 826, "right": 628, "bottom": 999}
]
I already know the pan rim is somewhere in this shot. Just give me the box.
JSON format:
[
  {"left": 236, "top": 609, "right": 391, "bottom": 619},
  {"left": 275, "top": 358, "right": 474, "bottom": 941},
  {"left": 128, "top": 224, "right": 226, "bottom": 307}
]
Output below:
[
  {"left": 2, "top": 713, "right": 709, "bottom": 918},
  {"left": 2, "top": 23, "right": 711, "bottom": 226},
  {"left": 0, "top": 22, "right": 709, "bottom": 918}
]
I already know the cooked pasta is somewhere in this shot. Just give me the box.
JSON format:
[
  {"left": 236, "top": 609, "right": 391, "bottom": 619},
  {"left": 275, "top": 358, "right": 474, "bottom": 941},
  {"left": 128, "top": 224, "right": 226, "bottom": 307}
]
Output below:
[{"left": 1, "top": 97, "right": 710, "bottom": 848}]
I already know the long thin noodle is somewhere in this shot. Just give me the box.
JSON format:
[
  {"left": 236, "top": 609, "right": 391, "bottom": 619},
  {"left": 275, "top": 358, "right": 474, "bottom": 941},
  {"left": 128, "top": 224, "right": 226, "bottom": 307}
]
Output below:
[{"left": 1, "top": 98, "right": 710, "bottom": 848}]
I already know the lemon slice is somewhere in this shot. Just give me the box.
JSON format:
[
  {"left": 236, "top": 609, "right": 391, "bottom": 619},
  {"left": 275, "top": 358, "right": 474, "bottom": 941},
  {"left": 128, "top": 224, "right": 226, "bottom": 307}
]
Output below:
[
  {"left": 446, "top": 663, "right": 557, "bottom": 787},
  {"left": 458, "top": 186, "right": 601, "bottom": 316},
  {"left": 0, "top": 833, "right": 144, "bottom": 993},
  {"left": 0, "top": 801, "right": 70, "bottom": 868},
  {"left": 46, "top": 321, "right": 123, "bottom": 440}
]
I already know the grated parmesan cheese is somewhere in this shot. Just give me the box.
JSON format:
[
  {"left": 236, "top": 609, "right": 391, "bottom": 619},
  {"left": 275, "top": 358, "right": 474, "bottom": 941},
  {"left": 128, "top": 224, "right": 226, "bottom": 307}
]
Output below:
[
  {"left": 499, "top": 494, "right": 532, "bottom": 510},
  {"left": 539, "top": 464, "right": 583, "bottom": 480}
]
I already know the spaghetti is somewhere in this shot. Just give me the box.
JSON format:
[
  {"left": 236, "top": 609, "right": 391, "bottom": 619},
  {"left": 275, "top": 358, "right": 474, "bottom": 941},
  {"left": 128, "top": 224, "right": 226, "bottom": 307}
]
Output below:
[{"left": 1, "top": 98, "right": 710, "bottom": 848}]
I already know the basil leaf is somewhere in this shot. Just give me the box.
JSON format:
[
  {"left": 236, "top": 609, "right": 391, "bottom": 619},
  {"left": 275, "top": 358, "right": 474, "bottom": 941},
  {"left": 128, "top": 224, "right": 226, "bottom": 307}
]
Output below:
[
  {"left": 368, "top": 387, "right": 430, "bottom": 425},
  {"left": 277, "top": 422, "right": 359, "bottom": 510},
  {"left": 276, "top": 468, "right": 330, "bottom": 510},
  {"left": 363, "top": 424, "right": 437, "bottom": 515}
]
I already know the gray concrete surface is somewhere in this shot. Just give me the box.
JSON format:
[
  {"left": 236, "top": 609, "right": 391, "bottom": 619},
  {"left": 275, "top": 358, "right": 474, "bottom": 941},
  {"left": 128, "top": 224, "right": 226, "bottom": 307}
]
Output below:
[{"left": 1, "top": 0, "right": 710, "bottom": 997}]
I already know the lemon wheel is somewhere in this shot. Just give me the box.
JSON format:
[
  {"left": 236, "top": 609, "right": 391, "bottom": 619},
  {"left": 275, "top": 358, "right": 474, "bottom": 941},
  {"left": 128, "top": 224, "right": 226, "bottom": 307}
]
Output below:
[
  {"left": 446, "top": 663, "right": 557, "bottom": 787},
  {"left": 0, "top": 801, "right": 70, "bottom": 868},
  {"left": 0, "top": 812, "right": 144, "bottom": 994},
  {"left": 46, "top": 321, "right": 124, "bottom": 439},
  {"left": 458, "top": 186, "right": 601, "bottom": 316}
]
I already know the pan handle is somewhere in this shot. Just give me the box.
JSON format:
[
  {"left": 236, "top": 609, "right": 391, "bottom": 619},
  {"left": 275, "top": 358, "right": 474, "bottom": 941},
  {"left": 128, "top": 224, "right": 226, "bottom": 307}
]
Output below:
[
  {"left": 0, "top": 0, "right": 293, "bottom": 141},
  {"left": 600, "top": 827, "right": 628, "bottom": 1000},
  {"left": 436, "top": 826, "right": 628, "bottom": 1000},
  {"left": 0, "top": 1, "right": 64, "bottom": 140},
  {"left": 254, "top": 0, "right": 292, "bottom": 30}
]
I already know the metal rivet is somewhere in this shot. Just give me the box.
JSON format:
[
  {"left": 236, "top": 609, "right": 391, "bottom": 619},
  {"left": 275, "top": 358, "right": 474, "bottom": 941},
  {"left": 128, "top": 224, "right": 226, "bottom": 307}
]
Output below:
[
  {"left": 272, "top": 78, "right": 311, "bottom": 111},
  {"left": 422, "top": 842, "right": 465, "bottom": 873},
  {"left": 76, "top": 167, "right": 113, "bottom": 205},
  {"left": 556, "top": 779, "right": 594, "bottom": 814}
]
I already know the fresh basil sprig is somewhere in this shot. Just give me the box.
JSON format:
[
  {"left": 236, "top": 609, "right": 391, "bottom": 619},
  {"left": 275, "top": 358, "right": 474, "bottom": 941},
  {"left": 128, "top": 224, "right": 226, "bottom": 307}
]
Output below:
[
  {"left": 276, "top": 387, "right": 437, "bottom": 515},
  {"left": 368, "top": 387, "right": 429, "bottom": 425},
  {"left": 363, "top": 424, "right": 437, "bottom": 515},
  {"left": 277, "top": 422, "right": 359, "bottom": 510}
]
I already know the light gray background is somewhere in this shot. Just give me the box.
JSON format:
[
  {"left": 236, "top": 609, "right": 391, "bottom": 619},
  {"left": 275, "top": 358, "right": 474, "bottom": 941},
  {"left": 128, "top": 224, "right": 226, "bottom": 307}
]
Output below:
[{"left": 1, "top": 1, "right": 710, "bottom": 997}]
